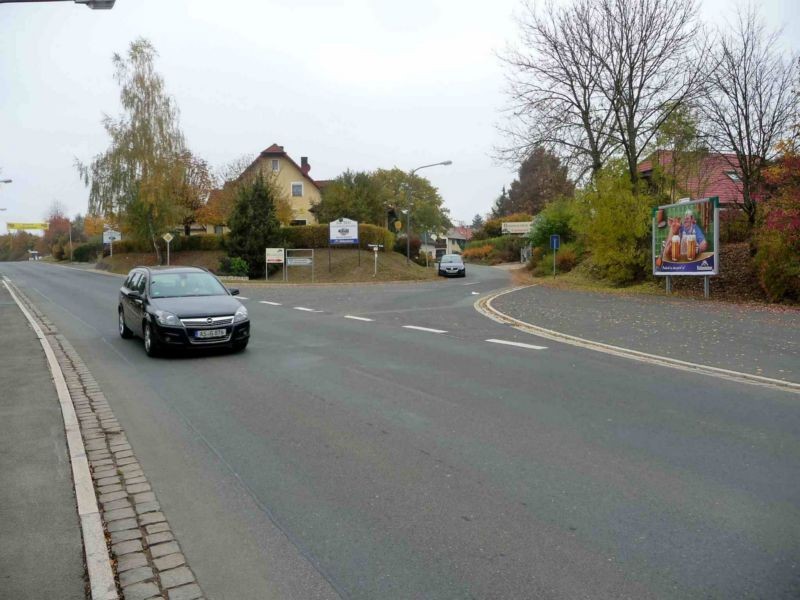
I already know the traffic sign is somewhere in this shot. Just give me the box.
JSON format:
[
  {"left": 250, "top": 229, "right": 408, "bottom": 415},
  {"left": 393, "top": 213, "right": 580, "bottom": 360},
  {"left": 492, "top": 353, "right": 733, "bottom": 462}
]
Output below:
[
  {"left": 287, "top": 257, "right": 312, "bottom": 266},
  {"left": 550, "top": 234, "right": 560, "bottom": 250},
  {"left": 162, "top": 232, "right": 174, "bottom": 243},
  {"left": 103, "top": 229, "right": 122, "bottom": 243}
]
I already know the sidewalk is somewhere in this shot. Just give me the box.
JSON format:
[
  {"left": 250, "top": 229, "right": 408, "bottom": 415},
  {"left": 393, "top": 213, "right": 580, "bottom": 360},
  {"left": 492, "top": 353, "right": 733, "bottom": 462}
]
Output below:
[
  {"left": 0, "top": 283, "right": 85, "bottom": 599},
  {"left": 492, "top": 284, "right": 800, "bottom": 384}
]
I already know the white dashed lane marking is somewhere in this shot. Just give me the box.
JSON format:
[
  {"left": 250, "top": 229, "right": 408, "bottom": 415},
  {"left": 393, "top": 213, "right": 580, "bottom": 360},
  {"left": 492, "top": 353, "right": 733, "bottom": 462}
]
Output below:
[
  {"left": 486, "top": 338, "right": 547, "bottom": 350},
  {"left": 294, "top": 307, "right": 322, "bottom": 312},
  {"left": 403, "top": 325, "right": 448, "bottom": 334},
  {"left": 344, "top": 315, "right": 374, "bottom": 322},
  {"left": 259, "top": 301, "right": 282, "bottom": 306},
  {"left": 237, "top": 297, "right": 249, "bottom": 300}
]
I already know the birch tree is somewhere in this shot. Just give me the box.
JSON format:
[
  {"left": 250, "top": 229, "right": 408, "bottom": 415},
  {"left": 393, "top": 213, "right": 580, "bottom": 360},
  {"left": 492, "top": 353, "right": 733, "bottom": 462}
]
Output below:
[{"left": 77, "top": 38, "right": 186, "bottom": 261}]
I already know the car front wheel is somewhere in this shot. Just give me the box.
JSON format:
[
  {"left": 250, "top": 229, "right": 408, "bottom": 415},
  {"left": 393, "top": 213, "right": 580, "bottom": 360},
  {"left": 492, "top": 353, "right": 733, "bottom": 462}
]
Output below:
[
  {"left": 143, "top": 322, "right": 160, "bottom": 357},
  {"left": 119, "top": 308, "right": 133, "bottom": 339}
]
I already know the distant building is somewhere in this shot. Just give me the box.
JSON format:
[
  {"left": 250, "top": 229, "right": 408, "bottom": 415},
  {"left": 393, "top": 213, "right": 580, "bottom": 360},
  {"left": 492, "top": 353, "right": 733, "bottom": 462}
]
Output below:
[{"left": 637, "top": 150, "right": 746, "bottom": 207}]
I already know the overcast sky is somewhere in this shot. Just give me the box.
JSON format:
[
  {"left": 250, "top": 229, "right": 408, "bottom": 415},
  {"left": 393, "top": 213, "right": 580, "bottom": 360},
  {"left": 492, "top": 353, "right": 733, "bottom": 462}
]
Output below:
[{"left": 1, "top": 0, "right": 797, "bottom": 234}]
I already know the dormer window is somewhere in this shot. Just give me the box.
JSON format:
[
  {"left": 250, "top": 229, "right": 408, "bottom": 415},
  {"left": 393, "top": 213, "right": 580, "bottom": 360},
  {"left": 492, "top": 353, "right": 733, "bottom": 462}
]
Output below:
[
  {"left": 725, "top": 170, "right": 741, "bottom": 182},
  {"left": 271, "top": 159, "right": 279, "bottom": 172}
]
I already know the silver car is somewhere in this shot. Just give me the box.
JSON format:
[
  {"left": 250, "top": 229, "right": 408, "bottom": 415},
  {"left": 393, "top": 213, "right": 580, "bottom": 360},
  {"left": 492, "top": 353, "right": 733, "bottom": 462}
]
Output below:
[{"left": 437, "top": 254, "right": 466, "bottom": 278}]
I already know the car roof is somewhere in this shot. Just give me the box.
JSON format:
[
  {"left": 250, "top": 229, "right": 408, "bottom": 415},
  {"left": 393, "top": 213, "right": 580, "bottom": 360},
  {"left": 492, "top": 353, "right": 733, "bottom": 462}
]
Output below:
[{"left": 133, "top": 266, "right": 208, "bottom": 274}]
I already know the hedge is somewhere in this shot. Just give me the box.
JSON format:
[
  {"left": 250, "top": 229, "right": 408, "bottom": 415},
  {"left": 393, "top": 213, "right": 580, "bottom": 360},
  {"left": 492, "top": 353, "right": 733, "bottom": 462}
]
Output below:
[
  {"left": 282, "top": 224, "right": 395, "bottom": 251},
  {"left": 109, "top": 234, "right": 225, "bottom": 254},
  {"left": 72, "top": 242, "right": 103, "bottom": 262}
]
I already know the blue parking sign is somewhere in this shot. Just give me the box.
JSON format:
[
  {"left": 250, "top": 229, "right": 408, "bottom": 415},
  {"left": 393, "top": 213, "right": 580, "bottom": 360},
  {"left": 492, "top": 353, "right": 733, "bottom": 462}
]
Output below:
[{"left": 550, "top": 234, "right": 560, "bottom": 250}]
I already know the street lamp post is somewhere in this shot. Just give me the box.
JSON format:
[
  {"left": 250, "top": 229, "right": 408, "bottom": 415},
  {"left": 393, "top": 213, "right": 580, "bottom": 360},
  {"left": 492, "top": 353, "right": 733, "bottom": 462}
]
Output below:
[{"left": 405, "top": 160, "right": 452, "bottom": 266}]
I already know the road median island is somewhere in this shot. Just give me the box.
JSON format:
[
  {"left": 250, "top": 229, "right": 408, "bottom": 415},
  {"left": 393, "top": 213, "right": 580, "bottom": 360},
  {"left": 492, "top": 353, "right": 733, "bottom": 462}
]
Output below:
[
  {"left": 2, "top": 277, "right": 207, "bottom": 600},
  {"left": 475, "top": 285, "right": 800, "bottom": 393}
]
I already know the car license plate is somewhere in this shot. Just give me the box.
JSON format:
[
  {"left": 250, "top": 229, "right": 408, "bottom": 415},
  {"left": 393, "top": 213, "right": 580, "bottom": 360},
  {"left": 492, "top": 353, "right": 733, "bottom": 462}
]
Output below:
[{"left": 195, "top": 328, "right": 226, "bottom": 339}]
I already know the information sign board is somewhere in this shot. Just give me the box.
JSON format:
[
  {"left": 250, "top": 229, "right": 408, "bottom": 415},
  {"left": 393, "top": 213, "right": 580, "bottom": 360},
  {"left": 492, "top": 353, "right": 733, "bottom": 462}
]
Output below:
[{"left": 329, "top": 218, "right": 359, "bottom": 245}]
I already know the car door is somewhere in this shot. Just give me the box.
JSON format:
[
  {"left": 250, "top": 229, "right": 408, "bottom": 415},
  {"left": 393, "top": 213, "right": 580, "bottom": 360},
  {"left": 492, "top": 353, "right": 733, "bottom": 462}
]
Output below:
[
  {"left": 121, "top": 271, "right": 140, "bottom": 328},
  {"left": 130, "top": 271, "right": 147, "bottom": 336}
]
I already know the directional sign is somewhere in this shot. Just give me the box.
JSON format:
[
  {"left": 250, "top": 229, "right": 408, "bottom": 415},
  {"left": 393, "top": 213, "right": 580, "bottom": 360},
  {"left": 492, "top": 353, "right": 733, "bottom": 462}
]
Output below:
[
  {"left": 329, "top": 218, "right": 359, "bottom": 245},
  {"left": 265, "top": 247, "right": 285, "bottom": 264},
  {"left": 287, "top": 257, "right": 312, "bottom": 266},
  {"left": 103, "top": 229, "right": 122, "bottom": 243},
  {"left": 162, "top": 232, "right": 174, "bottom": 243}
]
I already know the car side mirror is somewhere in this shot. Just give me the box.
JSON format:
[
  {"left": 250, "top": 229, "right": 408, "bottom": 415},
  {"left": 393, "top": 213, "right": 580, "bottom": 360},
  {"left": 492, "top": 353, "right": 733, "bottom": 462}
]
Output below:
[
  {"left": 229, "top": 288, "right": 240, "bottom": 296},
  {"left": 126, "top": 290, "right": 141, "bottom": 299}
]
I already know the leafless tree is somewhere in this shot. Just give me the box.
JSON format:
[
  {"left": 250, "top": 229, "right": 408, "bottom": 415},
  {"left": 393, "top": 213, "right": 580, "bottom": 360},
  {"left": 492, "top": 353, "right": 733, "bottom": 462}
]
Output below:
[
  {"left": 499, "top": 0, "right": 618, "bottom": 181},
  {"left": 595, "top": 0, "right": 704, "bottom": 186},
  {"left": 499, "top": 0, "right": 704, "bottom": 187},
  {"left": 699, "top": 8, "right": 798, "bottom": 223}
]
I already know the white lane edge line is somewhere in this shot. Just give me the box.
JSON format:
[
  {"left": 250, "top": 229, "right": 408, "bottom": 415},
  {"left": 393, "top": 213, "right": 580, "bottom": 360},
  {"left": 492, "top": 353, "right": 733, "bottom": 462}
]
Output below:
[
  {"left": 486, "top": 338, "right": 547, "bottom": 350},
  {"left": 259, "top": 301, "right": 282, "bottom": 306},
  {"left": 2, "top": 277, "right": 117, "bottom": 600},
  {"left": 462, "top": 281, "right": 480, "bottom": 286},
  {"left": 402, "top": 325, "right": 448, "bottom": 334},
  {"left": 344, "top": 315, "right": 374, "bottom": 322}
]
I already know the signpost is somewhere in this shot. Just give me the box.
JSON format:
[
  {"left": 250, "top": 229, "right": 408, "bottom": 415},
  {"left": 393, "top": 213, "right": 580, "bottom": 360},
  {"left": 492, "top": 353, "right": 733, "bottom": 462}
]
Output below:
[
  {"left": 652, "top": 197, "right": 719, "bottom": 298},
  {"left": 368, "top": 244, "right": 384, "bottom": 277},
  {"left": 265, "top": 247, "right": 285, "bottom": 281},
  {"left": 550, "top": 234, "right": 560, "bottom": 277},
  {"left": 162, "top": 232, "right": 174, "bottom": 265},
  {"left": 103, "top": 229, "right": 122, "bottom": 257},
  {"left": 285, "top": 249, "right": 314, "bottom": 282},
  {"left": 329, "top": 218, "right": 360, "bottom": 271}
]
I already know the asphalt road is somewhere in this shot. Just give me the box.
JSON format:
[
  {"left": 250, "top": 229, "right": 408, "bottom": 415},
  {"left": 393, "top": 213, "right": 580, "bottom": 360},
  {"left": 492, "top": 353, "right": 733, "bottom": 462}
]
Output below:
[
  {"left": 493, "top": 284, "right": 800, "bottom": 384},
  {"left": 2, "top": 261, "right": 799, "bottom": 600}
]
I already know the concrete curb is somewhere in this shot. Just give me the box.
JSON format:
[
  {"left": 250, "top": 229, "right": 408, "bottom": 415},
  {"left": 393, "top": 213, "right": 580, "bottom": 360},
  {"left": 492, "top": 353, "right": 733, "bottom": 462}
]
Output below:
[
  {"left": 2, "top": 278, "right": 118, "bottom": 600},
  {"left": 475, "top": 285, "right": 800, "bottom": 395}
]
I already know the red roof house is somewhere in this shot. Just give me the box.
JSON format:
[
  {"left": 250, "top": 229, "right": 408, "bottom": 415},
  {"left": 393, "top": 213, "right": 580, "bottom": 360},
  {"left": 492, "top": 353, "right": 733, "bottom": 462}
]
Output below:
[{"left": 638, "top": 150, "right": 745, "bottom": 207}]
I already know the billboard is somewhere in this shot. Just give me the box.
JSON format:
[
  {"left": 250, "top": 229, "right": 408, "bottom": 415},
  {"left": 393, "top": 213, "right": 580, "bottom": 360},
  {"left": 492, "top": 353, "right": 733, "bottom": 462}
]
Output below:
[
  {"left": 7, "top": 222, "right": 49, "bottom": 230},
  {"left": 652, "top": 197, "right": 719, "bottom": 276},
  {"left": 103, "top": 229, "right": 122, "bottom": 243},
  {"left": 265, "top": 247, "right": 284, "bottom": 264},
  {"left": 329, "top": 218, "right": 359, "bottom": 245}
]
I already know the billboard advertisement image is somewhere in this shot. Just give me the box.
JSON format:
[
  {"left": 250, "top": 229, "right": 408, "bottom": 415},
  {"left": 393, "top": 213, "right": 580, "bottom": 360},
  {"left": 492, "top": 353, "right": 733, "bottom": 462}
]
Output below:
[{"left": 653, "top": 197, "right": 719, "bottom": 276}]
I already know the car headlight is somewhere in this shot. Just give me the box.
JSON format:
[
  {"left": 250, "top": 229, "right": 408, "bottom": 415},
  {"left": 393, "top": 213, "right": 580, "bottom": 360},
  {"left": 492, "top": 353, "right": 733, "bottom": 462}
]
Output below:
[
  {"left": 234, "top": 305, "right": 249, "bottom": 323},
  {"left": 154, "top": 310, "right": 180, "bottom": 326}
]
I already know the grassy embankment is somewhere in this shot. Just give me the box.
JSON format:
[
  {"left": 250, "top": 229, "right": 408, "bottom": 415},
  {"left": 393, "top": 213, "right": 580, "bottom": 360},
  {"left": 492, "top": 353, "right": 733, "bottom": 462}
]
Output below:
[{"left": 96, "top": 248, "right": 437, "bottom": 283}]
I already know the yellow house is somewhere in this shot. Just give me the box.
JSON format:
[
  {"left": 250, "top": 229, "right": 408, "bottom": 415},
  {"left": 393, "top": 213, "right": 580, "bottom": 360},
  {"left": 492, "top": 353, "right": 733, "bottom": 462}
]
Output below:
[
  {"left": 238, "top": 143, "right": 322, "bottom": 225},
  {"left": 200, "top": 143, "right": 325, "bottom": 233}
]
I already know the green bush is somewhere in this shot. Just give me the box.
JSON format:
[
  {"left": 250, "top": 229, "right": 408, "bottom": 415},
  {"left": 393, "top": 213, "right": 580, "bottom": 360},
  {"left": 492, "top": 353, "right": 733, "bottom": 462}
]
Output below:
[
  {"left": 283, "top": 223, "right": 395, "bottom": 251},
  {"left": 572, "top": 164, "right": 652, "bottom": 284},
  {"left": 218, "top": 256, "right": 249, "bottom": 277},
  {"left": 72, "top": 242, "right": 103, "bottom": 262},
  {"left": 528, "top": 199, "right": 574, "bottom": 248}
]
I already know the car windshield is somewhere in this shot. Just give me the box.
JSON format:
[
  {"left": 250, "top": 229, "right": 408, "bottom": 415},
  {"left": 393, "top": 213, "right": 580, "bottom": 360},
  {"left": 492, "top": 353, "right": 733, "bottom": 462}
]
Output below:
[
  {"left": 441, "top": 256, "right": 462, "bottom": 263},
  {"left": 150, "top": 272, "right": 228, "bottom": 298}
]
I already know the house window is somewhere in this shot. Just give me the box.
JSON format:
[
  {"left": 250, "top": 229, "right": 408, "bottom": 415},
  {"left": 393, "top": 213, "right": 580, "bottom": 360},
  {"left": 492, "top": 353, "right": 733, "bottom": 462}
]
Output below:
[
  {"left": 725, "top": 170, "right": 741, "bottom": 182},
  {"left": 291, "top": 182, "right": 303, "bottom": 197},
  {"left": 271, "top": 159, "right": 279, "bottom": 172},
  {"left": 290, "top": 219, "right": 307, "bottom": 226}
]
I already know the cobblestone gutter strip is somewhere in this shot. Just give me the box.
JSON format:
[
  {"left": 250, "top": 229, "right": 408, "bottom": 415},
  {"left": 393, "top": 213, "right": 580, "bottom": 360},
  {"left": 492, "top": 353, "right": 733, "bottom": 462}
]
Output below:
[{"left": 4, "top": 278, "right": 206, "bottom": 600}]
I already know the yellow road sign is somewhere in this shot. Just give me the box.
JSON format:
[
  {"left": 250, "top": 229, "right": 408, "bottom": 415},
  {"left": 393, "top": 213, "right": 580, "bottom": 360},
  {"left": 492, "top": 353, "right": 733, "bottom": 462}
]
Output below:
[{"left": 6, "top": 222, "right": 49, "bottom": 230}]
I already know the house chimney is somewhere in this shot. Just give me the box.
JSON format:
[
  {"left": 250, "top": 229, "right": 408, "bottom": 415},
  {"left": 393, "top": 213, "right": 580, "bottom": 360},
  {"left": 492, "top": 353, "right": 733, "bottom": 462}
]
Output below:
[{"left": 301, "top": 156, "right": 310, "bottom": 175}]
